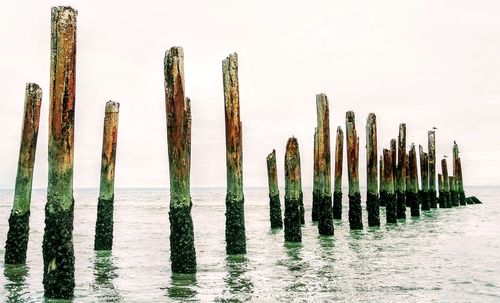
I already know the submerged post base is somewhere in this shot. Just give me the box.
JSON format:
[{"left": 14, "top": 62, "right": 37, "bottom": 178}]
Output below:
[
  {"left": 284, "top": 197, "right": 302, "bottom": 242},
  {"left": 450, "top": 190, "right": 459, "bottom": 207},
  {"left": 4, "top": 211, "right": 30, "bottom": 264},
  {"left": 299, "top": 191, "right": 305, "bottom": 225},
  {"left": 429, "top": 190, "right": 437, "bottom": 208},
  {"left": 366, "top": 192, "right": 380, "bottom": 227},
  {"left": 459, "top": 191, "right": 467, "bottom": 206},
  {"left": 269, "top": 194, "right": 283, "bottom": 229},
  {"left": 408, "top": 192, "right": 420, "bottom": 217},
  {"left": 318, "top": 195, "right": 334, "bottom": 235},
  {"left": 348, "top": 193, "right": 363, "bottom": 230},
  {"left": 169, "top": 203, "right": 197, "bottom": 273},
  {"left": 466, "top": 196, "right": 482, "bottom": 204},
  {"left": 225, "top": 197, "right": 246, "bottom": 254},
  {"left": 333, "top": 191, "right": 342, "bottom": 219},
  {"left": 94, "top": 196, "right": 114, "bottom": 250},
  {"left": 396, "top": 191, "right": 406, "bottom": 219},
  {"left": 385, "top": 193, "right": 397, "bottom": 224},
  {"left": 419, "top": 190, "right": 430, "bottom": 211}
]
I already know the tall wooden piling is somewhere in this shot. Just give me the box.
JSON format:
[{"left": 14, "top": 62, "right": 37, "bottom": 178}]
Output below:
[
  {"left": 4, "top": 84, "right": 42, "bottom": 265},
  {"left": 441, "top": 159, "right": 451, "bottom": 208},
  {"left": 379, "top": 155, "right": 385, "bottom": 206},
  {"left": 333, "top": 126, "right": 343, "bottom": 219},
  {"left": 438, "top": 174, "right": 445, "bottom": 207},
  {"left": 418, "top": 145, "right": 430, "bottom": 210},
  {"left": 267, "top": 150, "right": 282, "bottom": 228},
  {"left": 223, "top": 53, "right": 246, "bottom": 254},
  {"left": 428, "top": 131, "right": 437, "bottom": 208},
  {"left": 316, "top": 94, "right": 334, "bottom": 235},
  {"left": 284, "top": 137, "right": 302, "bottom": 242},
  {"left": 453, "top": 142, "right": 467, "bottom": 205},
  {"left": 346, "top": 111, "right": 362, "bottom": 230},
  {"left": 94, "top": 101, "right": 120, "bottom": 251},
  {"left": 312, "top": 129, "right": 319, "bottom": 222},
  {"left": 396, "top": 124, "right": 407, "bottom": 219},
  {"left": 366, "top": 113, "right": 380, "bottom": 227},
  {"left": 408, "top": 144, "right": 420, "bottom": 217},
  {"left": 450, "top": 176, "right": 459, "bottom": 207},
  {"left": 165, "top": 47, "right": 197, "bottom": 272},
  {"left": 390, "top": 139, "right": 397, "bottom": 187},
  {"left": 42, "top": 6, "right": 77, "bottom": 298},
  {"left": 382, "top": 149, "right": 397, "bottom": 224}
]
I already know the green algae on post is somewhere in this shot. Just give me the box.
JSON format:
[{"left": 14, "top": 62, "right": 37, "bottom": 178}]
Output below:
[
  {"left": 438, "top": 173, "right": 444, "bottom": 207},
  {"left": 94, "top": 101, "right": 120, "bottom": 251},
  {"left": 390, "top": 139, "right": 397, "bottom": 187},
  {"left": 366, "top": 113, "right": 380, "bottom": 227},
  {"left": 407, "top": 144, "right": 420, "bottom": 217},
  {"left": 382, "top": 149, "right": 397, "bottom": 224},
  {"left": 165, "top": 47, "right": 197, "bottom": 272},
  {"left": 266, "top": 150, "right": 282, "bottom": 228},
  {"left": 453, "top": 142, "right": 467, "bottom": 205},
  {"left": 396, "top": 124, "right": 407, "bottom": 219},
  {"left": 333, "top": 126, "right": 343, "bottom": 219},
  {"left": 312, "top": 128, "right": 319, "bottom": 222},
  {"left": 441, "top": 159, "right": 451, "bottom": 208},
  {"left": 346, "top": 111, "right": 362, "bottom": 230},
  {"left": 42, "top": 6, "right": 77, "bottom": 299},
  {"left": 428, "top": 131, "right": 437, "bottom": 208},
  {"left": 284, "top": 137, "right": 302, "bottom": 242},
  {"left": 449, "top": 176, "right": 459, "bottom": 207},
  {"left": 418, "top": 145, "right": 430, "bottom": 211},
  {"left": 315, "top": 94, "right": 334, "bottom": 235},
  {"left": 4, "top": 83, "right": 42, "bottom": 265},
  {"left": 379, "top": 154, "right": 385, "bottom": 206},
  {"left": 223, "top": 53, "right": 246, "bottom": 254}
]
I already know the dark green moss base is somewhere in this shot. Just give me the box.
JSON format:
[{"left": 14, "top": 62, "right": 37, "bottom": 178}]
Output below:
[
  {"left": 94, "top": 196, "right": 114, "bottom": 250},
  {"left": 408, "top": 192, "right": 420, "bottom": 217},
  {"left": 225, "top": 197, "right": 246, "bottom": 254},
  {"left": 333, "top": 191, "right": 342, "bottom": 220},
  {"left": 466, "top": 196, "right": 482, "bottom": 204},
  {"left": 450, "top": 190, "right": 459, "bottom": 207},
  {"left": 318, "top": 195, "right": 334, "bottom": 235},
  {"left": 419, "top": 190, "right": 430, "bottom": 211},
  {"left": 396, "top": 191, "right": 406, "bottom": 219},
  {"left": 438, "top": 191, "right": 450, "bottom": 208},
  {"left": 284, "top": 197, "right": 301, "bottom": 242},
  {"left": 269, "top": 194, "right": 283, "bottom": 229},
  {"left": 429, "top": 190, "right": 437, "bottom": 208},
  {"left": 4, "top": 211, "right": 30, "bottom": 264},
  {"left": 42, "top": 200, "right": 75, "bottom": 299},
  {"left": 380, "top": 191, "right": 389, "bottom": 209},
  {"left": 311, "top": 192, "right": 319, "bottom": 222},
  {"left": 405, "top": 191, "right": 411, "bottom": 208},
  {"left": 446, "top": 192, "right": 452, "bottom": 208},
  {"left": 348, "top": 193, "right": 363, "bottom": 230},
  {"left": 459, "top": 191, "right": 466, "bottom": 206},
  {"left": 299, "top": 191, "right": 305, "bottom": 225},
  {"left": 169, "top": 203, "right": 197, "bottom": 273},
  {"left": 385, "top": 193, "right": 397, "bottom": 224},
  {"left": 366, "top": 192, "right": 380, "bottom": 227},
  {"left": 379, "top": 191, "right": 386, "bottom": 207}
]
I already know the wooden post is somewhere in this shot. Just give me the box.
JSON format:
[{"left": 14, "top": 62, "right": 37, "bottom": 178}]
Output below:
[
  {"left": 346, "top": 111, "right": 362, "bottom": 230},
  {"left": 43, "top": 6, "right": 77, "bottom": 298},
  {"left": 379, "top": 154, "right": 386, "bottom": 206},
  {"left": 396, "top": 124, "right": 407, "bottom": 219},
  {"left": 316, "top": 94, "right": 333, "bottom": 235},
  {"left": 418, "top": 145, "right": 430, "bottom": 210},
  {"left": 165, "top": 47, "right": 197, "bottom": 272},
  {"left": 284, "top": 137, "right": 302, "bottom": 242},
  {"left": 428, "top": 131, "right": 437, "bottom": 208},
  {"left": 383, "top": 149, "right": 397, "bottom": 224},
  {"left": 453, "top": 142, "right": 467, "bottom": 205},
  {"left": 390, "top": 139, "right": 397, "bottom": 189},
  {"left": 438, "top": 173, "right": 444, "bottom": 207},
  {"left": 441, "top": 159, "right": 451, "bottom": 208},
  {"left": 312, "top": 128, "right": 319, "bottom": 222},
  {"left": 450, "top": 176, "right": 459, "bottom": 207},
  {"left": 405, "top": 152, "right": 410, "bottom": 207},
  {"left": 333, "top": 126, "right": 343, "bottom": 219},
  {"left": 4, "top": 83, "right": 42, "bottom": 264},
  {"left": 366, "top": 113, "right": 380, "bottom": 227},
  {"left": 408, "top": 144, "right": 420, "bottom": 217},
  {"left": 94, "top": 101, "right": 120, "bottom": 251},
  {"left": 267, "top": 150, "right": 283, "bottom": 228},
  {"left": 223, "top": 53, "right": 246, "bottom": 254}
]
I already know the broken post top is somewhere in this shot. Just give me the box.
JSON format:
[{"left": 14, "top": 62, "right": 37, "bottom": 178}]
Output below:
[
  {"left": 346, "top": 111, "right": 359, "bottom": 195},
  {"left": 266, "top": 149, "right": 279, "bottom": 197},
  {"left": 398, "top": 123, "right": 406, "bottom": 146},
  {"left": 366, "top": 113, "right": 378, "bottom": 194},
  {"left": 99, "top": 100, "right": 120, "bottom": 201},
  {"left": 334, "top": 126, "right": 344, "bottom": 193},
  {"left": 285, "top": 137, "right": 301, "bottom": 200},
  {"left": 315, "top": 93, "right": 331, "bottom": 196},
  {"left": 222, "top": 52, "right": 241, "bottom": 121},
  {"left": 105, "top": 100, "right": 120, "bottom": 113}
]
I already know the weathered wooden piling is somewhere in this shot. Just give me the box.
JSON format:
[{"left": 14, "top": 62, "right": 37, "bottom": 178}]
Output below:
[
  {"left": 441, "top": 159, "right": 451, "bottom": 208},
  {"left": 450, "top": 176, "right": 459, "bottom": 207},
  {"left": 223, "top": 53, "right": 246, "bottom": 254},
  {"left": 94, "top": 101, "right": 120, "bottom": 251},
  {"left": 42, "top": 6, "right": 77, "bottom": 298},
  {"left": 266, "top": 150, "right": 282, "bottom": 228},
  {"left": 379, "top": 155, "right": 385, "bottom": 206},
  {"left": 316, "top": 94, "right": 334, "bottom": 235},
  {"left": 428, "top": 131, "right": 437, "bottom": 208},
  {"left": 418, "top": 145, "right": 430, "bottom": 211},
  {"left": 396, "top": 124, "right": 407, "bottom": 219},
  {"left": 382, "top": 149, "right": 397, "bottom": 224},
  {"left": 408, "top": 144, "right": 420, "bottom": 217},
  {"left": 4, "top": 84, "right": 42, "bottom": 265},
  {"left": 453, "top": 142, "right": 467, "bottom": 205},
  {"left": 366, "top": 113, "right": 380, "bottom": 227},
  {"left": 312, "top": 129, "right": 319, "bottom": 222},
  {"left": 165, "top": 47, "right": 197, "bottom": 271},
  {"left": 284, "top": 137, "right": 302, "bottom": 242},
  {"left": 438, "top": 173, "right": 444, "bottom": 207},
  {"left": 333, "top": 126, "right": 343, "bottom": 219},
  {"left": 346, "top": 111, "right": 362, "bottom": 230}
]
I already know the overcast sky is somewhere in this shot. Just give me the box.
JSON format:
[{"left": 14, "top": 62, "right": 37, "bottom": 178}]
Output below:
[{"left": 0, "top": 0, "right": 499, "bottom": 189}]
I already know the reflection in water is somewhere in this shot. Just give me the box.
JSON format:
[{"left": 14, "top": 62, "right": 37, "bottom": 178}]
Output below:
[
  {"left": 167, "top": 273, "right": 197, "bottom": 301},
  {"left": 222, "top": 255, "right": 253, "bottom": 302},
  {"left": 284, "top": 242, "right": 304, "bottom": 272},
  {"left": 4, "top": 264, "right": 29, "bottom": 303},
  {"left": 93, "top": 250, "right": 121, "bottom": 302}
]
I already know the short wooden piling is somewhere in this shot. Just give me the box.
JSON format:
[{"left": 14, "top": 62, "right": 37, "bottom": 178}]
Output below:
[
  {"left": 382, "top": 149, "right": 397, "bottom": 224},
  {"left": 94, "top": 101, "right": 120, "bottom": 251},
  {"left": 316, "top": 94, "right": 334, "bottom": 235},
  {"left": 4, "top": 83, "right": 42, "bottom": 265},
  {"left": 450, "top": 176, "right": 459, "bottom": 207},
  {"left": 428, "top": 131, "right": 437, "bottom": 208},
  {"left": 165, "top": 46, "right": 197, "bottom": 272},
  {"left": 390, "top": 139, "right": 397, "bottom": 184},
  {"left": 379, "top": 154, "right": 385, "bottom": 206},
  {"left": 453, "top": 142, "right": 467, "bottom": 205},
  {"left": 366, "top": 113, "right": 380, "bottom": 227},
  {"left": 346, "top": 111, "right": 362, "bottom": 230},
  {"left": 441, "top": 159, "right": 451, "bottom": 208},
  {"left": 42, "top": 6, "right": 77, "bottom": 298},
  {"left": 284, "top": 137, "right": 302, "bottom": 242},
  {"left": 438, "top": 173, "right": 444, "bottom": 207},
  {"left": 396, "top": 124, "right": 407, "bottom": 219},
  {"left": 418, "top": 145, "right": 430, "bottom": 210},
  {"left": 266, "top": 150, "right": 282, "bottom": 228},
  {"left": 312, "top": 129, "right": 319, "bottom": 222},
  {"left": 408, "top": 144, "right": 420, "bottom": 217},
  {"left": 333, "top": 126, "right": 343, "bottom": 219},
  {"left": 223, "top": 53, "right": 246, "bottom": 254}
]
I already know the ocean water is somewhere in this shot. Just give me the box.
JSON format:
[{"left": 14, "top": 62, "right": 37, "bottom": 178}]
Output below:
[{"left": 0, "top": 187, "right": 498, "bottom": 302}]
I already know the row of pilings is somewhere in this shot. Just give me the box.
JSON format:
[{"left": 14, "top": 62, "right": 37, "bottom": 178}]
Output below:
[{"left": 2, "top": 5, "right": 482, "bottom": 300}]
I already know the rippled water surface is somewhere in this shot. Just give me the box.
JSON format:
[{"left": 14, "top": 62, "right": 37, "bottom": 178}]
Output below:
[{"left": 0, "top": 187, "right": 498, "bottom": 302}]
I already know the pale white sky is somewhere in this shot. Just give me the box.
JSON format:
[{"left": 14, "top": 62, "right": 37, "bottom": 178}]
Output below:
[{"left": 0, "top": 0, "right": 499, "bottom": 189}]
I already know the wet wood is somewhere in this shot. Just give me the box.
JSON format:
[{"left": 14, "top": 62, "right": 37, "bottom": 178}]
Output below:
[
  {"left": 428, "top": 131, "right": 437, "bottom": 208},
  {"left": 312, "top": 128, "right": 319, "bottom": 221},
  {"left": 408, "top": 144, "right": 420, "bottom": 217},
  {"left": 267, "top": 150, "right": 282, "bottom": 228},
  {"left": 366, "top": 113, "right": 379, "bottom": 226},
  {"left": 418, "top": 145, "right": 430, "bottom": 210},
  {"left": 453, "top": 142, "right": 467, "bottom": 205},
  {"left": 382, "top": 149, "right": 397, "bottom": 224},
  {"left": 346, "top": 111, "right": 362, "bottom": 229},
  {"left": 333, "top": 126, "right": 343, "bottom": 219},
  {"left": 284, "top": 137, "right": 302, "bottom": 242},
  {"left": 396, "top": 123, "right": 407, "bottom": 219},
  {"left": 441, "top": 159, "right": 451, "bottom": 208}
]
